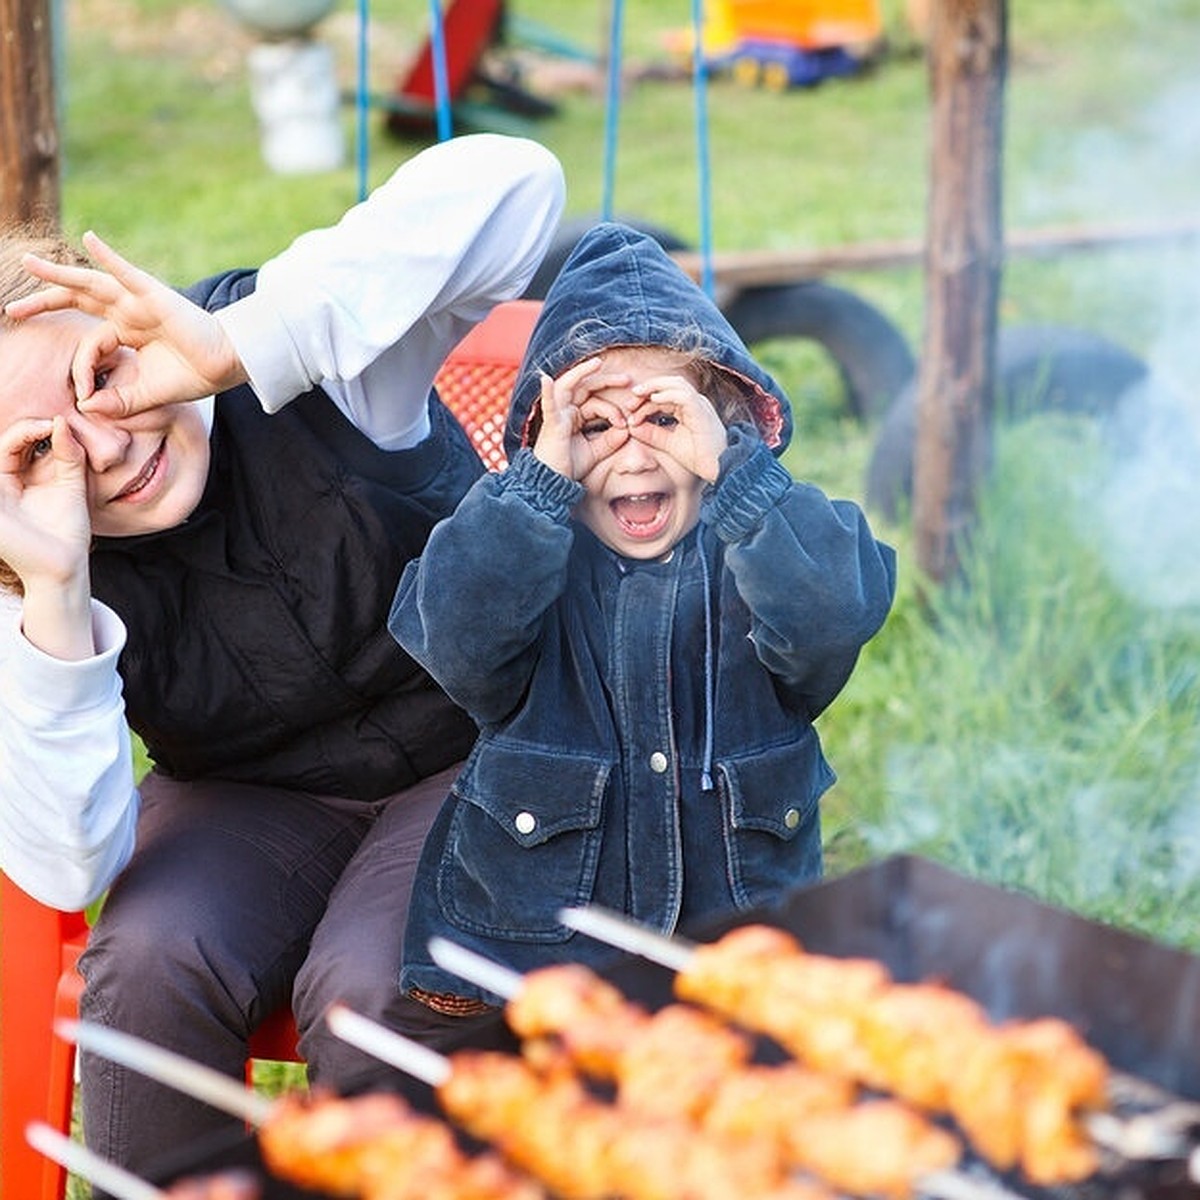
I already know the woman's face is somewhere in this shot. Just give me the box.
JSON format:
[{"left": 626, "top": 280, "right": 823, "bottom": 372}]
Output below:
[{"left": 0, "top": 311, "right": 210, "bottom": 537}]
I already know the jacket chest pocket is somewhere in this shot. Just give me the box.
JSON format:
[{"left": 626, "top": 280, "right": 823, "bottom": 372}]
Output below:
[
  {"left": 719, "top": 728, "right": 833, "bottom": 908},
  {"left": 436, "top": 739, "right": 613, "bottom": 940}
]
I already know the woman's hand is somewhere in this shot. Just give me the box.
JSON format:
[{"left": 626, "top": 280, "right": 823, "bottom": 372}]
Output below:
[
  {"left": 0, "top": 415, "right": 97, "bottom": 658},
  {"left": 4, "top": 232, "right": 247, "bottom": 418},
  {"left": 628, "top": 374, "right": 728, "bottom": 482},
  {"left": 532, "top": 357, "right": 631, "bottom": 480}
]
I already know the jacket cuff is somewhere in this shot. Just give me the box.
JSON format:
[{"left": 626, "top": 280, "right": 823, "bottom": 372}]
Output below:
[
  {"left": 11, "top": 600, "right": 127, "bottom": 715},
  {"left": 703, "top": 425, "right": 793, "bottom": 542},
  {"left": 215, "top": 298, "right": 309, "bottom": 414},
  {"left": 498, "top": 448, "right": 585, "bottom": 522}
]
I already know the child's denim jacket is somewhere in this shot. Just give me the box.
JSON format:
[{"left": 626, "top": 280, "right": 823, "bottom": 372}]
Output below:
[{"left": 389, "top": 224, "right": 897, "bottom": 1001}]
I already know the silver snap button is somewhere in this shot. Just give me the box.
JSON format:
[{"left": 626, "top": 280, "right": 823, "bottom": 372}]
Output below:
[
  {"left": 514, "top": 811, "right": 537, "bottom": 835},
  {"left": 784, "top": 807, "right": 800, "bottom": 829},
  {"left": 649, "top": 751, "right": 669, "bottom": 774}
]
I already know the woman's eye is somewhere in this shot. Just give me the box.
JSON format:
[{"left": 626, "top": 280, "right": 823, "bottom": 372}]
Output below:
[
  {"left": 647, "top": 411, "right": 679, "bottom": 429},
  {"left": 29, "top": 435, "right": 53, "bottom": 461},
  {"left": 94, "top": 369, "right": 111, "bottom": 390}
]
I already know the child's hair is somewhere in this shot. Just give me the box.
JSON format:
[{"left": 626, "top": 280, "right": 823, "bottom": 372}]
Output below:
[{"left": 0, "top": 225, "right": 90, "bottom": 595}]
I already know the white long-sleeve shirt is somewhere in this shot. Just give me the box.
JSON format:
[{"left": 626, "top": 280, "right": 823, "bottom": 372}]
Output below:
[{"left": 0, "top": 133, "right": 565, "bottom": 909}]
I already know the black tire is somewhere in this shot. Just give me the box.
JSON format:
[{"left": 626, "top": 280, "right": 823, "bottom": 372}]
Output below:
[
  {"left": 522, "top": 215, "right": 692, "bottom": 301},
  {"left": 721, "top": 282, "right": 916, "bottom": 422},
  {"left": 865, "top": 324, "right": 1150, "bottom": 521}
]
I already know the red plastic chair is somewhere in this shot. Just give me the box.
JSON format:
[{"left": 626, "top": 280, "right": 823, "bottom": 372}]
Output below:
[
  {"left": 0, "top": 298, "right": 539, "bottom": 1200},
  {"left": 1, "top": 857, "right": 303, "bottom": 1200}
]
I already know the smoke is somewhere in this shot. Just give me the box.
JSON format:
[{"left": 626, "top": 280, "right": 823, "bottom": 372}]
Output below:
[
  {"left": 852, "top": 7, "right": 1200, "bottom": 958},
  {"left": 1086, "top": 380, "right": 1200, "bottom": 613}
]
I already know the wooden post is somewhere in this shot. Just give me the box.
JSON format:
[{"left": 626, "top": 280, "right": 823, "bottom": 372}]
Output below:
[
  {"left": 912, "top": 0, "right": 1007, "bottom": 582},
  {"left": 0, "top": 0, "right": 60, "bottom": 225}
]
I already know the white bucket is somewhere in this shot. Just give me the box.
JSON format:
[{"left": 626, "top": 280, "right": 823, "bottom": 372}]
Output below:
[{"left": 247, "top": 38, "right": 345, "bottom": 175}]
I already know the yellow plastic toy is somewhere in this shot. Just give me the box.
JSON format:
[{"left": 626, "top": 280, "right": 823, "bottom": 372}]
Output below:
[{"left": 667, "top": 0, "right": 884, "bottom": 90}]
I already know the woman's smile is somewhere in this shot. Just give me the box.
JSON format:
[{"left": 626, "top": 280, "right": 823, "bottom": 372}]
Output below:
[{"left": 110, "top": 440, "right": 166, "bottom": 503}]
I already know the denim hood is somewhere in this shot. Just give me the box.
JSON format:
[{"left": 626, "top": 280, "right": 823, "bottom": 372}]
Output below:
[{"left": 505, "top": 222, "right": 793, "bottom": 460}]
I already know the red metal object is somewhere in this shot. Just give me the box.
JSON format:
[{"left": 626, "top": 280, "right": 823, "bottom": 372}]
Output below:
[
  {"left": 388, "top": 0, "right": 506, "bottom": 136},
  {"left": 1, "top": 872, "right": 90, "bottom": 1200}
]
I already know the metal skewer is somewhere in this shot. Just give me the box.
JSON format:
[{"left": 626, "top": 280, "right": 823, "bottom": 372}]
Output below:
[
  {"left": 26, "top": 1122, "right": 168, "bottom": 1200},
  {"left": 55, "top": 1019, "right": 275, "bottom": 1127},
  {"left": 428, "top": 937, "right": 523, "bottom": 1000},
  {"left": 324, "top": 1003, "right": 451, "bottom": 1086},
  {"left": 559, "top": 904, "right": 697, "bottom": 971}
]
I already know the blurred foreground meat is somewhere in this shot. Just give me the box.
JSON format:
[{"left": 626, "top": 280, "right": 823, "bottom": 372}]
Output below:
[
  {"left": 675, "top": 923, "right": 1110, "bottom": 1183},
  {"left": 508, "top": 962, "right": 960, "bottom": 1198},
  {"left": 258, "top": 1089, "right": 546, "bottom": 1200},
  {"left": 436, "top": 1048, "right": 833, "bottom": 1200}
]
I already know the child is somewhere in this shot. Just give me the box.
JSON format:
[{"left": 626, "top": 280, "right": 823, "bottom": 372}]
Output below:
[{"left": 388, "top": 222, "right": 897, "bottom": 1006}]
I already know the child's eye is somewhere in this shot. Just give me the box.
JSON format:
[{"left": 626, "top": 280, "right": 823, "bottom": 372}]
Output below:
[
  {"left": 581, "top": 417, "right": 612, "bottom": 439},
  {"left": 94, "top": 369, "right": 111, "bottom": 390},
  {"left": 28, "top": 435, "right": 53, "bottom": 462},
  {"left": 646, "top": 412, "right": 679, "bottom": 429}
]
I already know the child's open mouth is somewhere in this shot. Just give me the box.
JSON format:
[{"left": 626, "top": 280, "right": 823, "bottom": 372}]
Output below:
[{"left": 611, "top": 492, "right": 670, "bottom": 539}]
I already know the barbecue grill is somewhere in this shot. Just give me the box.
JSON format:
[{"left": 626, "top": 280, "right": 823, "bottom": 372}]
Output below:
[{"left": 126, "top": 855, "right": 1200, "bottom": 1199}]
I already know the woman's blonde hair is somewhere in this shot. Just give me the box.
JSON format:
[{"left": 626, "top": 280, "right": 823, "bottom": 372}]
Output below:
[
  {"left": 0, "top": 225, "right": 90, "bottom": 594},
  {"left": 0, "top": 223, "right": 87, "bottom": 320}
]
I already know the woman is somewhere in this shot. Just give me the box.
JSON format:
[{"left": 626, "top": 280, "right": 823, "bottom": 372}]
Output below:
[{"left": 0, "top": 132, "right": 563, "bottom": 1178}]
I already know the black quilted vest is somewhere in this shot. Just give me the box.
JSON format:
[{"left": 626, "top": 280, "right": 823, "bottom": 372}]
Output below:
[{"left": 88, "top": 269, "right": 483, "bottom": 801}]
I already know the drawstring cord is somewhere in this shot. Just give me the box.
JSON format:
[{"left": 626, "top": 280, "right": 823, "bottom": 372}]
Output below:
[{"left": 700, "top": 541, "right": 715, "bottom": 792}]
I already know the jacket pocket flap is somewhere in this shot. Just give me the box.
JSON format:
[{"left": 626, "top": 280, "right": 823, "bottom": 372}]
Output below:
[
  {"left": 721, "top": 730, "right": 834, "bottom": 838},
  {"left": 456, "top": 738, "right": 611, "bottom": 848}
]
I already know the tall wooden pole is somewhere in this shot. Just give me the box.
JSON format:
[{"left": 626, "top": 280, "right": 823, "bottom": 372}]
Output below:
[
  {"left": 912, "top": 0, "right": 1007, "bottom": 582},
  {"left": 0, "top": 0, "right": 60, "bottom": 225}
]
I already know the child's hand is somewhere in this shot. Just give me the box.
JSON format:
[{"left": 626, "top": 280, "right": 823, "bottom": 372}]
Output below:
[
  {"left": 533, "top": 357, "right": 632, "bottom": 480},
  {"left": 628, "top": 375, "right": 728, "bottom": 482},
  {"left": 4, "top": 232, "right": 246, "bottom": 417}
]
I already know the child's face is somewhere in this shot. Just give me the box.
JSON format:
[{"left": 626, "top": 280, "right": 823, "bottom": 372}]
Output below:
[
  {"left": 0, "top": 311, "right": 211, "bottom": 537},
  {"left": 573, "top": 347, "right": 709, "bottom": 561}
]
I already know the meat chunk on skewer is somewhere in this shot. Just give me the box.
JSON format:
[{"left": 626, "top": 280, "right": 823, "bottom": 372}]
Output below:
[
  {"left": 508, "top": 963, "right": 653, "bottom": 1078},
  {"left": 437, "top": 1049, "right": 834, "bottom": 1200},
  {"left": 950, "top": 1017, "right": 1110, "bottom": 1184},
  {"left": 670, "top": 923, "right": 1111, "bottom": 1184},
  {"left": 503, "top": 958, "right": 959, "bottom": 1198},
  {"left": 258, "top": 1089, "right": 545, "bottom": 1200}
]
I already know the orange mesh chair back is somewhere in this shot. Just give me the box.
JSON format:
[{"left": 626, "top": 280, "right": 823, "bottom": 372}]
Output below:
[
  {"left": 0, "top": 298, "right": 539, "bottom": 1200},
  {"left": 434, "top": 298, "right": 541, "bottom": 472}
]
